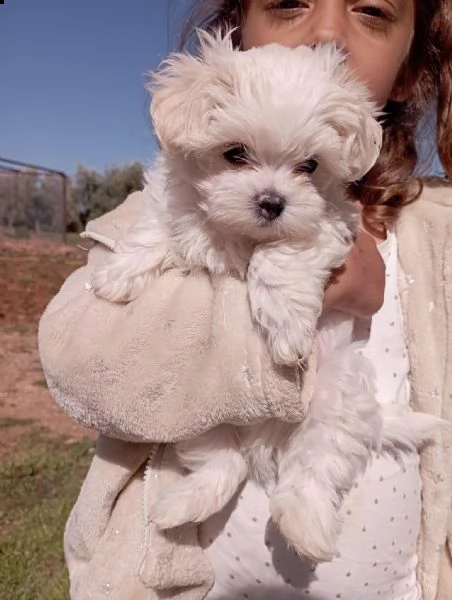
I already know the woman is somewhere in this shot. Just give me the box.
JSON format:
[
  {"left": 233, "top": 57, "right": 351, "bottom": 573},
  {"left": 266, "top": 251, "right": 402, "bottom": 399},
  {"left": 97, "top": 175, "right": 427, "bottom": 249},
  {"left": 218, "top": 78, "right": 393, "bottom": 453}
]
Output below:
[{"left": 39, "top": 1, "right": 452, "bottom": 598}]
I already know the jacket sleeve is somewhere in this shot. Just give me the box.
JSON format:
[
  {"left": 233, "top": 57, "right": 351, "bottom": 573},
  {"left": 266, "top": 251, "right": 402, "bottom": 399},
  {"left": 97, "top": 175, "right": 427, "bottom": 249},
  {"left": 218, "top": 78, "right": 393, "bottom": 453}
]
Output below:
[{"left": 38, "top": 230, "right": 315, "bottom": 443}]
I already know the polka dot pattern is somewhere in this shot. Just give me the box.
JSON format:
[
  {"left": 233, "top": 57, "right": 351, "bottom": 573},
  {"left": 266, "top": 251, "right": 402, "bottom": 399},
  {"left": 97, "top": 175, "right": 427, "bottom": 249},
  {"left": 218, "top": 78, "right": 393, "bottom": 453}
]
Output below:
[{"left": 200, "top": 231, "right": 422, "bottom": 599}]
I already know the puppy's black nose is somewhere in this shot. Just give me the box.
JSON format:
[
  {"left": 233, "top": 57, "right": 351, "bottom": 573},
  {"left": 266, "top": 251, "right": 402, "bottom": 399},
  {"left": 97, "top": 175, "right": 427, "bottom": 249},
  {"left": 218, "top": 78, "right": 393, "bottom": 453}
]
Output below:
[{"left": 256, "top": 192, "right": 286, "bottom": 221}]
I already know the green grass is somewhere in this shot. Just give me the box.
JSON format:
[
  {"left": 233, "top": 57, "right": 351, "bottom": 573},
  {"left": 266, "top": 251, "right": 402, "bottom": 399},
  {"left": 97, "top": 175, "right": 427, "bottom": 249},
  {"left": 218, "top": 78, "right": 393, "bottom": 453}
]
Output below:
[
  {"left": 0, "top": 430, "right": 94, "bottom": 600},
  {"left": 0, "top": 324, "right": 30, "bottom": 336},
  {"left": 11, "top": 346, "right": 32, "bottom": 355},
  {"left": 17, "top": 274, "right": 34, "bottom": 285},
  {"left": 65, "top": 233, "right": 83, "bottom": 247},
  {"left": 32, "top": 379, "right": 48, "bottom": 389},
  {"left": 0, "top": 417, "right": 34, "bottom": 429}
]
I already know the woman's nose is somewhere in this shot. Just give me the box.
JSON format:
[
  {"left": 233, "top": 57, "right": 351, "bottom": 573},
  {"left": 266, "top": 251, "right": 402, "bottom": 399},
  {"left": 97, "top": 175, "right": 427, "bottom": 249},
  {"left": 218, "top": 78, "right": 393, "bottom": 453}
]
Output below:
[{"left": 302, "top": 3, "right": 349, "bottom": 50}]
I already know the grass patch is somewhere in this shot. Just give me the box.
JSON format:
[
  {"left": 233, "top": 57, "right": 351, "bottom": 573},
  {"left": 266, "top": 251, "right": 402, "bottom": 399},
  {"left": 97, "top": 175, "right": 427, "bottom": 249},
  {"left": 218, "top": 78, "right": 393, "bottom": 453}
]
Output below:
[
  {"left": 33, "top": 378, "right": 48, "bottom": 389},
  {"left": 12, "top": 345, "right": 32, "bottom": 354},
  {"left": 0, "top": 417, "right": 34, "bottom": 429},
  {"left": 65, "top": 232, "right": 83, "bottom": 247},
  {"left": 0, "top": 323, "right": 30, "bottom": 336},
  {"left": 17, "top": 274, "right": 34, "bottom": 285},
  {"left": 0, "top": 430, "right": 94, "bottom": 599}
]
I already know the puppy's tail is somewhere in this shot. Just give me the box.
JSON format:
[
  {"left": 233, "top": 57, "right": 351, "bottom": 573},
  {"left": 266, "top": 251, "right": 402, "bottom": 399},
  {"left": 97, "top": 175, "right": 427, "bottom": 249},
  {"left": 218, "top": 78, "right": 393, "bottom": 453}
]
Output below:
[{"left": 380, "top": 403, "right": 447, "bottom": 455}]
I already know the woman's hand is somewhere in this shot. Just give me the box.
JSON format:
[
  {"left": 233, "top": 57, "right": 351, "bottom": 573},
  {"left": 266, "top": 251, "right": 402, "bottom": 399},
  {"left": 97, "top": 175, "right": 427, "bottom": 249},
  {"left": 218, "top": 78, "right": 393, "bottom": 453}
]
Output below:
[{"left": 323, "top": 230, "right": 386, "bottom": 319}]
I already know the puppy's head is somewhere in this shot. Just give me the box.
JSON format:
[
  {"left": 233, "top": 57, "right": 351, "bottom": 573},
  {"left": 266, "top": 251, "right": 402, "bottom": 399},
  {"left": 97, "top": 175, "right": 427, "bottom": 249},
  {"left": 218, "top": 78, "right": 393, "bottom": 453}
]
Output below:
[{"left": 149, "top": 32, "right": 383, "bottom": 242}]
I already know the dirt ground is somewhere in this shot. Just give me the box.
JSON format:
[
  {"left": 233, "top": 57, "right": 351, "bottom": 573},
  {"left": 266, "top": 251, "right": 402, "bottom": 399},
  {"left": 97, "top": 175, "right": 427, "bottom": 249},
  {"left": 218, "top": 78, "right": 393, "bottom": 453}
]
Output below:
[{"left": 0, "top": 235, "right": 96, "bottom": 454}]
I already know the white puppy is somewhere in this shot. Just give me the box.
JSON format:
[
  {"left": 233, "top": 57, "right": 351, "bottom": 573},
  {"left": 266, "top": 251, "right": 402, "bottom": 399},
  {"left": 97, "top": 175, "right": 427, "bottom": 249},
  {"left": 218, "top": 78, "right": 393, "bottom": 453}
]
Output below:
[{"left": 91, "top": 32, "right": 440, "bottom": 562}]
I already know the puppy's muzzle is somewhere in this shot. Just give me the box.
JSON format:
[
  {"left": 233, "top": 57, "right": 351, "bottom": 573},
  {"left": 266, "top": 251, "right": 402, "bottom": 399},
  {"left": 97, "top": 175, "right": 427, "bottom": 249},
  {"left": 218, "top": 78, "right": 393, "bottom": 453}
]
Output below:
[{"left": 255, "top": 191, "right": 286, "bottom": 222}]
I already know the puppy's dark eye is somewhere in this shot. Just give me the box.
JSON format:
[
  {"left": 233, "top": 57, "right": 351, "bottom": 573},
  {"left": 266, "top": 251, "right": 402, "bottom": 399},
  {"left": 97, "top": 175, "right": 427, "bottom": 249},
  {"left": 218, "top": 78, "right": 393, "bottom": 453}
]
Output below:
[
  {"left": 294, "top": 158, "right": 318, "bottom": 175},
  {"left": 223, "top": 145, "right": 249, "bottom": 166}
]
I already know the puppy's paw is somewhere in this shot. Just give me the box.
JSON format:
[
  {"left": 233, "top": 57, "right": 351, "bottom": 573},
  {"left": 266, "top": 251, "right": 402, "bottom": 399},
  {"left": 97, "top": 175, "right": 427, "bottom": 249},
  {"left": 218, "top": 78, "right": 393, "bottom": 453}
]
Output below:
[
  {"left": 270, "top": 480, "right": 341, "bottom": 563},
  {"left": 91, "top": 240, "right": 171, "bottom": 303},
  {"left": 149, "top": 469, "right": 239, "bottom": 529},
  {"left": 270, "top": 335, "right": 299, "bottom": 366},
  {"left": 91, "top": 267, "right": 147, "bottom": 303},
  {"left": 270, "top": 329, "right": 314, "bottom": 366},
  {"left": 149, "top": 482, "right": 212, "bottom": 529}
]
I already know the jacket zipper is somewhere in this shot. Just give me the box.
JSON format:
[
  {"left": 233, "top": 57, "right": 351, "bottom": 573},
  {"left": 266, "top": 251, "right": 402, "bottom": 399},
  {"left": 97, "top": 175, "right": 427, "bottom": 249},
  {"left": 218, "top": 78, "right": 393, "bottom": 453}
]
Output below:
[
  {"left": 142, "top": 443, "right": 161, "bottom": 525},
  {"left": 135, "top": 443, "right": 162, "bottom": 578}
]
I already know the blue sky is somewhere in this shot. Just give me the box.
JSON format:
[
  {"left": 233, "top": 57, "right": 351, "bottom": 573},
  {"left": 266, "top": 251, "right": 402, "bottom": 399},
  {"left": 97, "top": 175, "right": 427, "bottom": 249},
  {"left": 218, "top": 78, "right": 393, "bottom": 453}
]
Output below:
[
  {"left": 1, "top": 0, "right": 445, "bottom": 177},
  {"left": 0, "top": 0, "right": 185, "bottom": 175}
]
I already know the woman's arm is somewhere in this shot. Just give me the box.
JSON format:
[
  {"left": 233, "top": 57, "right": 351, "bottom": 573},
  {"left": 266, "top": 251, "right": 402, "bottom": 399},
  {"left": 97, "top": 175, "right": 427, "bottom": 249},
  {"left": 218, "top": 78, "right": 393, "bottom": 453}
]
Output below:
[{"left": 324, "top": 230, "right": 386, "bottom": 319}]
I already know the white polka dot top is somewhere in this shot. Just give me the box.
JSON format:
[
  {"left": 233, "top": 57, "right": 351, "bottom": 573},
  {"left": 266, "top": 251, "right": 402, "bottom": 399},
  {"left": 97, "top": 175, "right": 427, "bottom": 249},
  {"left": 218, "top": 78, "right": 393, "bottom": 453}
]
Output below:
[{"left": 200, "top": 230, "right": 422, "bottom": 600}]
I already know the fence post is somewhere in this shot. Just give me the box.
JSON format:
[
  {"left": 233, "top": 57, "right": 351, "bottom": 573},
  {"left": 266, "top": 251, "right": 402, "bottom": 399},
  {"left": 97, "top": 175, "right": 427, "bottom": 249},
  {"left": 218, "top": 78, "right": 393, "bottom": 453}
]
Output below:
[{"left": 61, "top": 174, "right": 68, "bottom": 245}]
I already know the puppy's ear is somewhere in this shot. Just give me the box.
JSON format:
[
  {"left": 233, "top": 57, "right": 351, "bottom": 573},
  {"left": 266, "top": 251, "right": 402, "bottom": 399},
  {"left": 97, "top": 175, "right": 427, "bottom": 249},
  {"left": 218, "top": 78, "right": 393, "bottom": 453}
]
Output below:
[
  {"left": 311, "top": 43, "right": 383, "bottom": 181},
  {"left": 338, "top": 111, "right": 383, "bottom": 181},
  {"left": 148, "top": 31, "right": 235, "bottom": 155}
]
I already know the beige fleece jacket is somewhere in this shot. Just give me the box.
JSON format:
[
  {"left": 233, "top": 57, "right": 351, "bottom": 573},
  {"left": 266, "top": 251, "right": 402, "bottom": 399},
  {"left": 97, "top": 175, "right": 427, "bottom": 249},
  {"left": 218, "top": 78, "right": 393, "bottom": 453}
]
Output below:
[
  {"left": 39, "top": 190, "right": 315, "bottom": 443},
  {"left": 38, "top": 182, "right": 452, "bottom": 600}
]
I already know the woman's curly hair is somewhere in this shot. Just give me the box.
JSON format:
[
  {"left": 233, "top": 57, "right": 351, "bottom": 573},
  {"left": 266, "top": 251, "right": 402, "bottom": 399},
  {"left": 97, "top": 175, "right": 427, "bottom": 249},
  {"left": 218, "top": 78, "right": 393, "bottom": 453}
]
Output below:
[{"left": 179, "top": 0, "right": 451, "bottom": 235}]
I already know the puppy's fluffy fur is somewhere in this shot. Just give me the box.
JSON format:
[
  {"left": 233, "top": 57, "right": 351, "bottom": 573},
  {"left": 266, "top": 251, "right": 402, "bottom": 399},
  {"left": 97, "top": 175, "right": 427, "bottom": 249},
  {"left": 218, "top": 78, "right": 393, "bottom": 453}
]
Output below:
[{"left": 92, "top": 33, "right": 440, "bottom": 562}]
